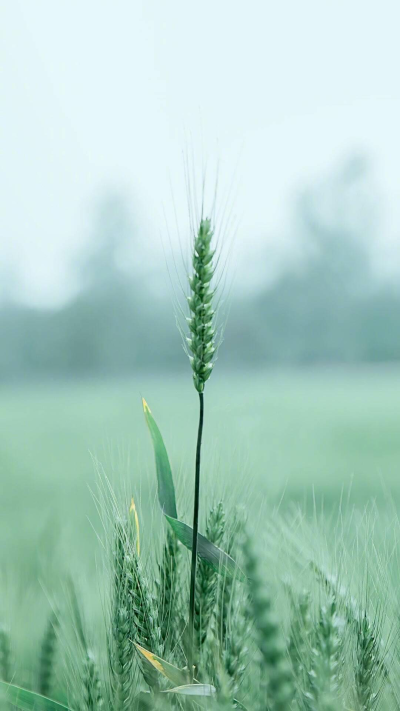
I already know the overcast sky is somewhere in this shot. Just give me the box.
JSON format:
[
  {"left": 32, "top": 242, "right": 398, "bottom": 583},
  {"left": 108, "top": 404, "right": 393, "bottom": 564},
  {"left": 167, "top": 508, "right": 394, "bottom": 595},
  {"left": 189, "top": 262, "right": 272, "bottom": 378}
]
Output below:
[{"left": 2, "top": 0, "right": 400, "bottom": 305}]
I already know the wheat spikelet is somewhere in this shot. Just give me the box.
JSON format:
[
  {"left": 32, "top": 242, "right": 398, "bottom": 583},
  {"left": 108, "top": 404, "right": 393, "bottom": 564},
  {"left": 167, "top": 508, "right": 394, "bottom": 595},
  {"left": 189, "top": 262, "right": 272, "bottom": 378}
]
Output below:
[
  {"left": 80, "top": 650, "right": 104, "bottom": 711},
  {"left": 110, "top": 516, "right": 162, "bottom": 698},
  {"left": 38, "top": 610, "right": 59, "bottom": 698},
  {"left": 109, "top": 519, "right": 137, "bottom": 710},
  {"left": 287, "top": 589, "right": 312, "bottom": 684},
  {"left": 353, "top": 610, "right": 387, "bottom": 711},
  {"left": 312, "top": 562, "right": 388, "bottom": 709},
  {"left": 194, "top": 502, "right": 226, "bottom": 656},
  {"left": 214, "top": 509, "right": 250, "bottom": 696},
  {"left": 0, "top": 625, "right": 11, "bottom": 682},
  {"left": 67, "top": 579, "right": 104, "bottom": 711},
  {"left": 157, "top": 526, "right": 180, "bottom": 656},
  {"left": 243, "top": 533, "right": 294, "bottom": 711},
  {"left": 221, "top": 593, "right": 251, "bottom": 697},
  {"left": 218, "top": 509, "right": 247, "bottom": 634},
  {"left": 304, "top": 596, "right": 344, "bottom": 711}
]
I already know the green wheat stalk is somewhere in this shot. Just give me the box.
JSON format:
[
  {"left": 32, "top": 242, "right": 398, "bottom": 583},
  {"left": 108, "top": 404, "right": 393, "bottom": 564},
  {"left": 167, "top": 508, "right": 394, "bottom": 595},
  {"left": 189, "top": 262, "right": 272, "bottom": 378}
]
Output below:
[{"left": 186, "top": 216, "right": 217, "bottom": 679}]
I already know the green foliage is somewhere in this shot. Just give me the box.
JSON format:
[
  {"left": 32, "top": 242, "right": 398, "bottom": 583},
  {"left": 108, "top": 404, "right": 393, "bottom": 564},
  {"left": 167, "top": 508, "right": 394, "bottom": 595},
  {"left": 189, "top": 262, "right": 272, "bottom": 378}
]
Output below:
[
  {"left": 1, "top": 503, "right": 399, "bottom": 711},
  {"left": 2, "top": 185, "right": 400, "bottom": 711}
]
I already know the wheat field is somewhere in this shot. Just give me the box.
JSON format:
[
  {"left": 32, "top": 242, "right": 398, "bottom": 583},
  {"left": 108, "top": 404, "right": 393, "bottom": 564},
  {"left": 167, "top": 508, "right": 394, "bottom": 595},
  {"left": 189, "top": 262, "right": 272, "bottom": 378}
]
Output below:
[{"left": 1, "top": 367, "right": 400, "bottom": 708}]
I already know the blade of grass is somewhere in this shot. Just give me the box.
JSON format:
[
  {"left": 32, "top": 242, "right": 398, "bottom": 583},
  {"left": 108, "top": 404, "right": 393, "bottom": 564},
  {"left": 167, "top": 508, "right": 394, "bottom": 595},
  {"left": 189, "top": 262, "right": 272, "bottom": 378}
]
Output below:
[
  {"left": 142, "top": 398, "right": 177, "bottom": 519},
  {"left": 0, "top": 681, "right": 72, "bottom": 711},
  {"left": 165, "top": 515, "right": 244, "bottom": 580},
  {"left": 142, "top": 398, "right": 243, "bottom": 579}
]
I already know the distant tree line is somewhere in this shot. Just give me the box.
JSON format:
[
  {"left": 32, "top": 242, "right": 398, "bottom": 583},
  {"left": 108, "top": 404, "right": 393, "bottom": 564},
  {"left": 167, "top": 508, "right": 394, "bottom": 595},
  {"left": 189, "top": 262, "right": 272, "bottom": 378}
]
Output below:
[
  {"left": 1, "top": 156, "right": 400, "bottom": 381},
  {"left": 224, "top": 155, "right": 400, "bottom": 365}
]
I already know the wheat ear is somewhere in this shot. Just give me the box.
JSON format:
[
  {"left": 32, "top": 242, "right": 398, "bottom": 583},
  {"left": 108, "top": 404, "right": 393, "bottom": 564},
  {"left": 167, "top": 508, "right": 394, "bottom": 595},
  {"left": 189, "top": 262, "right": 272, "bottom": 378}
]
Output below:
[
  {"left": 0, "top": 626, "right": 11, "bottom": 683},
  {"left": 157, "top": 526, "right": 180, "bottom": 656},
  {"left": 38, "top": 610, "right": 59, "bottom": 698},
  {"left": 244, "top": 533, "right": 294, "bottom": 711},
  {"left": 194, "top": 502, "right": 225, "bottom": 657},
  {"left": 186, "top": 217, "right": 217, "bottom": 679}
]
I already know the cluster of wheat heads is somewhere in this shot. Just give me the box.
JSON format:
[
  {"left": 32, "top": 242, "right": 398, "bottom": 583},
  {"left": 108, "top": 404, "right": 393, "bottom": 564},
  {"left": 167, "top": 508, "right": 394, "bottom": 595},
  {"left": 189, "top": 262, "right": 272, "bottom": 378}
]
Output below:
[
  {"left": 1, "top": 500, "right": 399, "bottom": 710},
  {"left": 1, "top": 212, "right": 400, "bottom": 710}
]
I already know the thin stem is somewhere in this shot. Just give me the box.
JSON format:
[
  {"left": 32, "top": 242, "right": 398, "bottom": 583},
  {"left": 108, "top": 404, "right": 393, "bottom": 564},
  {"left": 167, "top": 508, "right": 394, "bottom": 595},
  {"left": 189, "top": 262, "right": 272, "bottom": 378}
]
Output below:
[{"left": 188, "top": 390, "right": 204, "bottom": 679}]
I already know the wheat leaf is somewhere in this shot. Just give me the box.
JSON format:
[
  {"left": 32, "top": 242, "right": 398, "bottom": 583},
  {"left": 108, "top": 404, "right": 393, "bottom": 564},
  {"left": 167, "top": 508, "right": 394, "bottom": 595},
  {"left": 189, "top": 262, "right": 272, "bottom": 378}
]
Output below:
[
  {"left": 142, "top": 398, "right": 244, "bottom": 579},
  {"left": 162, "top": 683, "right": 216, "bottom": 696},
  {"left": 142, "top": 398, "right": 178, "bottom": 519},
  {"left": 134, "top": 643, "right": 187, "bottom": 687},
  {"left": 0, "top": 680, "right": 72, "bottom": 710},
  {"left": 165, "top": 514, "right": 244, "bottom": 580}
]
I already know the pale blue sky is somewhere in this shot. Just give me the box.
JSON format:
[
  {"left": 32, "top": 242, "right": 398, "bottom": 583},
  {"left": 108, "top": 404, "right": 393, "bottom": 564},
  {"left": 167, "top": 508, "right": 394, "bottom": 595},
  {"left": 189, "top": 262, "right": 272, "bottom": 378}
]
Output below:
[{"left": 1, "top": 0, "right": 400, "bottom": 304}]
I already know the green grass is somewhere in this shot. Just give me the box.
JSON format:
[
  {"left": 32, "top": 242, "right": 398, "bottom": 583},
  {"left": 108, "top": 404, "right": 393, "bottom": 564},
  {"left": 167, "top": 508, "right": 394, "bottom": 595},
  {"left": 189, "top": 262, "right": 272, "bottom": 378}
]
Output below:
[{"left": 2, "top": 366, "right": 400, "bottom": 577}]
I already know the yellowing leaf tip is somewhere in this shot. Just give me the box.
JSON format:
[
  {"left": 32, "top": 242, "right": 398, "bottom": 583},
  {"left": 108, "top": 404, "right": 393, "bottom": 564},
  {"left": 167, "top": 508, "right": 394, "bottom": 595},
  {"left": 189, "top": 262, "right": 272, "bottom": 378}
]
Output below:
[
  {"left": 134, "top": 643, "right": 164, "bottom": 675},
  {"left": 129, "top": 496, "right": 140, "bottom": 556},
  {"left": 142, "top": 397, "right": 151, "bottom": 413}
]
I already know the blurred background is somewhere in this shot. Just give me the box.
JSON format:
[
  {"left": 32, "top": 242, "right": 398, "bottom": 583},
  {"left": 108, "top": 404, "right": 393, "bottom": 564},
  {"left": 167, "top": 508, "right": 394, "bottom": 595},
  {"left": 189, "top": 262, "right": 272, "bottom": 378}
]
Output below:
[{"left": 2, "top": 1, "right": 400, "bottom": 574}]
